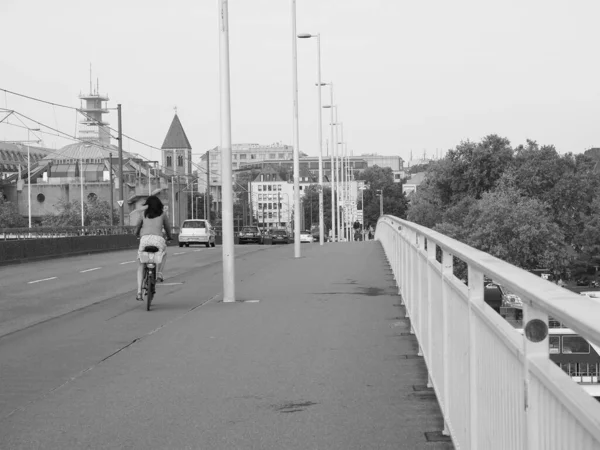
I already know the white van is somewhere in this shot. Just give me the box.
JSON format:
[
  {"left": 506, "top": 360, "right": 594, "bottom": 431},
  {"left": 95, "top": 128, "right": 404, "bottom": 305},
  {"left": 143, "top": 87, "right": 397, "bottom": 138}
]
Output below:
[{"left": 178, "top": 220, "right": 216, "bottom": 248}]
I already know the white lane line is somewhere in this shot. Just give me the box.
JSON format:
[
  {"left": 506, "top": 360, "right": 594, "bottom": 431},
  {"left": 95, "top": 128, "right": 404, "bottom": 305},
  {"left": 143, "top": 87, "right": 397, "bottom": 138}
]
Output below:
[
  {"left": 28, "top": 277, "right": 57, "bottom": 284},
  {"left": 120, "top": 260, "right": 136, "bottom": 265},
  {"left": 80, "top": 267, "right": 102, "bottom": 273},
  {"left": 173, "top": 252, "right": 186, "bottom": 255},
  {"left": 193, "top": 249, "right": 203, "bottom": 252}
]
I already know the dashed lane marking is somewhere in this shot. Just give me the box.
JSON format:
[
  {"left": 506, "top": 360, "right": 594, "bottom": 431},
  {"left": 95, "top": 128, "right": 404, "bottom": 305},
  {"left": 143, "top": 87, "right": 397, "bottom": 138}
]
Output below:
[
  {"left": 120, "top": 260, "right": 136, "bottom": 265},
  {"left": 80, "top": 267, "right": 102, "bottom": 273},
  {"left": 173, "top": 252, "right": 186, "bottom": 255},
  {"left": 28, "top": 277, "right": 58, "bottom": 284}
]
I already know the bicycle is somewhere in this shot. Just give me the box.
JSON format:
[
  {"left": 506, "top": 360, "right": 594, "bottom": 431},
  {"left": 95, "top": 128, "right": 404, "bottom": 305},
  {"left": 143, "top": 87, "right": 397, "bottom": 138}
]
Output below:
[{"left": 139, "top": 245, "right": 163, "bottom": 311}]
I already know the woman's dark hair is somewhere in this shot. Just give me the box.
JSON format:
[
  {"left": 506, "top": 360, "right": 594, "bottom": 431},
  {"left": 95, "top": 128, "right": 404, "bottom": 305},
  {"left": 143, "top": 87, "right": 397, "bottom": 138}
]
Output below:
[{"left": 143, "top": 195, "right": 164, "bottom": 219}]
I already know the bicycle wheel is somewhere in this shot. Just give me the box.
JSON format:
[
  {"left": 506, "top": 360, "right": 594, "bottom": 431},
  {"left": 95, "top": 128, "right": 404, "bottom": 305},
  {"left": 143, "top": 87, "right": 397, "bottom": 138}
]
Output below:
[{"left": 146, "top": 269, "right": 155, "bottom": 311}]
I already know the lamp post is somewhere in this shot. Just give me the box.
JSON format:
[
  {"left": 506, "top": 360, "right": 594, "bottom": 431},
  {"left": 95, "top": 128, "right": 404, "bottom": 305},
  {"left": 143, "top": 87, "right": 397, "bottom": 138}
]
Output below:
[
  {"left": 26, "top": 128, "right": 41, "bottom": 229},
  {"left": 291, "top": 0, "right": 301, "bottom": 258},
  {"left": 298, "top": 32, "right": 324, "bottom": 246},
  {"left": 377, "top": 189, "right": 383, "bottom": 217},
  {"left": 80, "top": 144, "right": 92, "bottom": 227},
  {"left": 322, "top": 92, "right": 336, "bottom": 242},
  {"left": 219, "top": 0, "right": 235, "bottom": 302}
]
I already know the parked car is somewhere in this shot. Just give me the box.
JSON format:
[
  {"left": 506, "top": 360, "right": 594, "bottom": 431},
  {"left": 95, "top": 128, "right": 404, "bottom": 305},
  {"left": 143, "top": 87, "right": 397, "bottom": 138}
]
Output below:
[
  {"left": 178, "top": 219, "right": 216, "bottom": 248},
  {"left": 270, "top": 229, "right": 290, "bottom": 244},
  {"left": 238, "top": 226, "right": 264, "bottom": 245},
  {"left": 300, "top": 230, "right": 314, "bottom": 243}
]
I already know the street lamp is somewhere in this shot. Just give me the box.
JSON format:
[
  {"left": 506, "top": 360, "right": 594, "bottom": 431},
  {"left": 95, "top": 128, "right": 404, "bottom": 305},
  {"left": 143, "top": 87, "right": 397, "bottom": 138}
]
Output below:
[
  {"left": 219, "top": 0, "right": 235, "bottom": 302},
  {"left": 298, "top": 32, "right": 324, "bottom": 246},
  {"left": 291, "top": 0, "right": 301, "bottom": 257},
  {"left": 322, "top": 95, "right": 336, "bottom": 242},
  {"left": 26, "top": 128, "right": 41, "bottom": 229}
]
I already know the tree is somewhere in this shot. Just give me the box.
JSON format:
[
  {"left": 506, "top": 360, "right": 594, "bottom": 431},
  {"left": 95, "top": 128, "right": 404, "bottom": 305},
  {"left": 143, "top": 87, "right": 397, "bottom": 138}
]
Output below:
[
  {"left": 301, "top": 185, "right": 333, "bottom": 232},
  {"left": 0, "top": 199, "right": 26, "bottom": 228},
  {"left": 41, "top": 198, "right": 118, "bottom": 227},
  {"left": 462, "top": 187, "right": 567, "bottom": 271}
]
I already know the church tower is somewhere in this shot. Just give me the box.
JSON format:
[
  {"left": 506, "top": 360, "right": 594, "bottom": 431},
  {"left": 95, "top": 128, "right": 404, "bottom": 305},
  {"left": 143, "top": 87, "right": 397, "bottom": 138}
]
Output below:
[{"left": 161, "top": 113, "right": 192, "bottom": 176}]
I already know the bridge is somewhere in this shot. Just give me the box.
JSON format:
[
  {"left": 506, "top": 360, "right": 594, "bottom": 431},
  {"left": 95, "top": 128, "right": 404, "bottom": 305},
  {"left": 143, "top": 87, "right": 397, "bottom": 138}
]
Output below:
[{"left": 0, "top": 216, "right": 599, "bottom": 449}]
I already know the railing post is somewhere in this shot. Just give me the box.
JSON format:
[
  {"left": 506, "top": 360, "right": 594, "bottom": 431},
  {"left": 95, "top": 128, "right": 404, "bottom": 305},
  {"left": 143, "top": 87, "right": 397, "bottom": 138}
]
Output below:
[
  {"left": 426, "top": 239, "right": 436, "bottom": 387},
  {"left": 467, "top": 266, "right": 484, "bottom": 450},
  {"left": 441, "top": 249, "right": 453, "bottom": 436},
  {"left": 522, "top": 302, "right": 549, "bottom": 450},
  {"left": 417, "top": 233, "right": 425, "bottom": 353}
]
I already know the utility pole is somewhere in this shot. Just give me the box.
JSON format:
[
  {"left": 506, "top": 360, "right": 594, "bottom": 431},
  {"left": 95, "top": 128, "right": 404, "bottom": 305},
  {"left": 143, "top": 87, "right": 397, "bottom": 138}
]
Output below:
[
  {"left": 206, "top": 150, "right": 210, "bottom": 222},
  {"left": 109, "top": 152, "right": 114, "bottom": 226},
  {"left": 117, "top": 104, "right": 124, "bottom": 227},
  {"left": 219, "top": 0, "right": 236, "bottom": 302}
]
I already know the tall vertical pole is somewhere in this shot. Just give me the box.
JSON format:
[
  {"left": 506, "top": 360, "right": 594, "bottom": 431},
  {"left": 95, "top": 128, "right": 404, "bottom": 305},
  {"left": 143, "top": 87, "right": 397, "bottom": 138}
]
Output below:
[
  {"left": 206, "top": 150, "right": 210, "bottom": 221},
  {"left": 109, "top": 152, "right": 114, "bottom": 225},
  {"left": 328, "top": 86, "right": 335, "bottom": 242},
  {"left": 219, "top": 0, "right": 235, "bottom": 302},
  {"left": 316, "top": 35, "right": 324, "bottom": 246},
  {"left": 80, "top": 145, "right": 85, "bottom": 227},
  {"left": 171, "top": 176, "right": 175, "bottom": 228},
  {"left": 335, "top": 117, "right": 342, "bottom": 241},
  {"left": 27, "top": 144, "right": 31, "bottom": 229},
  {"left": 291, "top": 0, "right": 301, "bottom": 258},
  {"left": 117, "top": 104, "right": 124, "bottom": 227},
  {"left": 380, "top": 190, "right": 383, "bottom": 217}
]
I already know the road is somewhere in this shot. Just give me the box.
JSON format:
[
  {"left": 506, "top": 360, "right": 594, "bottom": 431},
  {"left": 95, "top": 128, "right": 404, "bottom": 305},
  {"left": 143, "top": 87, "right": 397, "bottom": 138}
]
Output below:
[{"left": 0, "top": 244, "right": 269, "bottom": 420}]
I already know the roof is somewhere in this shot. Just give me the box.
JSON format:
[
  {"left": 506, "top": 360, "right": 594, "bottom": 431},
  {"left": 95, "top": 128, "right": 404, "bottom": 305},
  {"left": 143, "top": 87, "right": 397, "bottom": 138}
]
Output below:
[
  {"left": 42, "top": 142, "right": 127, "bottom": 161},
  {"left": 161, "top": 114, "right": 192, "bottom": 150},
  {"left": 0, "top": 143, "right": 48, "bottom": 172}
]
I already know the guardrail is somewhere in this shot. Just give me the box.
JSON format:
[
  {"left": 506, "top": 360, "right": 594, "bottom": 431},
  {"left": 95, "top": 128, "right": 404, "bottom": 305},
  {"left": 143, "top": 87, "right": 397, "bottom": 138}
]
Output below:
[
  {"left": 376, "top": 215, "right": 600, "bottom": 450},
  {"left": 0, "top": 226, "right": 136, "bottom": 240}
]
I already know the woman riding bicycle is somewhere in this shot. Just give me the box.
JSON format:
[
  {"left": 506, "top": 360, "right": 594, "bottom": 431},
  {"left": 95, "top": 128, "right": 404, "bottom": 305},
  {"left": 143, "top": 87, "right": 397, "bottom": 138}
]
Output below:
[{"left": 134, "top": 195, "right": 173, "bottom": 301}]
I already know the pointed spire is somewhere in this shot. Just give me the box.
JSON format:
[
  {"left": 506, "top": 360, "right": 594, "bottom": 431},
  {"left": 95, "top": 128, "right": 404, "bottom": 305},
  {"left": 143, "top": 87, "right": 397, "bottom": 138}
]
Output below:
[{"left": 161, "top": 114, "right": 192, "bottom": 150}]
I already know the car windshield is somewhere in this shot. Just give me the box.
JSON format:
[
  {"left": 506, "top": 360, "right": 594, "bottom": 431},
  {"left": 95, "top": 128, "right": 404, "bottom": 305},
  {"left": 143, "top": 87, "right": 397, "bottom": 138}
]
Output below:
[
  {"left": 182, "top": 221, "right": 206, "bottom": 229},
  {"left": 242, "top": 227, "right": 259, "bottom": 233}
]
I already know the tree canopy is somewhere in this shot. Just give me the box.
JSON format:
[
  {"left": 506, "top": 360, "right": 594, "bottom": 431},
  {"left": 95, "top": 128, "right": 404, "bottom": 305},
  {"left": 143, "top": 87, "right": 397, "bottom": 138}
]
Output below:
[{"left": 407, "top": 135, "right": 600, "bottom": 277}]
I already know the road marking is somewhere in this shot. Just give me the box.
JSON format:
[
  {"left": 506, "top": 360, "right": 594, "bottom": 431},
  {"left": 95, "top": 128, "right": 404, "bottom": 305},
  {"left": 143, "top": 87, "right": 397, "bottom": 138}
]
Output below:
[
  {"left": 28, "top": 277, "right": 57, "bottom": 284},
  {"left": 80, "top": 267, "right": 102, "bottom": 273},
  {"left": 193, "top": 249, "right": 203, "bottom": 252},
  {"left": 173, "top": 252, "right": 186, "bottom": 255},
  {"left": 120, "top": 260, "right": 136, "bottom": 265},
  {"left": 157, "top": 282, "right": 184, "bottom": 286}
]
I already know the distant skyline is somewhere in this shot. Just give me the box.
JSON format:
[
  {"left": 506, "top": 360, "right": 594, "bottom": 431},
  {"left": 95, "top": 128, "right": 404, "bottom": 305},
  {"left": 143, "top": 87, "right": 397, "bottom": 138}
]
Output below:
[{"left": 1, "top": 0, "right": 600, "bottom": 167}]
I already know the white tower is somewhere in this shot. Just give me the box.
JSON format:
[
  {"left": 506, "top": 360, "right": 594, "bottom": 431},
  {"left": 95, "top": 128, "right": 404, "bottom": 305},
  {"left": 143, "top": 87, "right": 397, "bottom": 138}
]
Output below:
[{"left": 78, "top": 78, "right": 110, "bottom": 146}]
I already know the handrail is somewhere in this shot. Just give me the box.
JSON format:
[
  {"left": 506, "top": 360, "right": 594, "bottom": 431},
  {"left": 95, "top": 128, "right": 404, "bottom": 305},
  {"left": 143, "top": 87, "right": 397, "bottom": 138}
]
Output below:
[{"left": 376, "top": 215, "right": 600, "bottom": 450}]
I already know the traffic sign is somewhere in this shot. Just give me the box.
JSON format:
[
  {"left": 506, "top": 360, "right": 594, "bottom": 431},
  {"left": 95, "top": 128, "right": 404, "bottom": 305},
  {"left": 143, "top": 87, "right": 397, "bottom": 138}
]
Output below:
[{"left": 117, "top": 200, "right": 124, "bottom": 207}]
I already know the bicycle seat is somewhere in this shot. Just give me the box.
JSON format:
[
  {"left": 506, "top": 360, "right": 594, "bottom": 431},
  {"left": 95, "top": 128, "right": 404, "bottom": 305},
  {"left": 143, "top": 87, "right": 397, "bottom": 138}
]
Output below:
[{"left": 144, "top": 245, "right": 160, "bottom": 253}]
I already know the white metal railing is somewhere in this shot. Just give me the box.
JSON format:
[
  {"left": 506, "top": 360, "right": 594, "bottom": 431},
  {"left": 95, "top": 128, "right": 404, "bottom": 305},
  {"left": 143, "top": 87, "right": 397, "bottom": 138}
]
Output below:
[{"left": 375, "top": 215, "right": 600, "bottom": 450}]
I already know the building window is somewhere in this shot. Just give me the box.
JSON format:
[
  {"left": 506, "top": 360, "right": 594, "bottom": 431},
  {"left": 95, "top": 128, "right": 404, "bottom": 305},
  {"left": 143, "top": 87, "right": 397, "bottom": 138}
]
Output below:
[
  {"left": 233, "top": 162, "right": 238, "bottom": 168},
  {"left": 258, "top": 185, "right": 263, "bottom": 191},
  {"left": 87, "top": 192, "right": 97, "bottom": 201},
  {"left": 234, "top": 154, "right": 238, "bottom": 160},
  {"left": 278, "top": 153, "right": 284, "bottom": 158},
  {"left": 268, "top": 212, "right": 273, "bottom": 219},
  {"left": 269, "top": 153, "right": 276, "bottom": 159},
  {"left": 549, "top": 336, "right": 560, "bottom": 354},
  {"left": 268, "top": 185, "right": 272, "bottom": 191},
  {"left": 37, "top": 193, "right": 45, "bottom": 203},
  {"left": 240, "top": 154, "right": 247, "bottom": 160},
  {"left": 277, "top": 185, "right": 282, "bottom": 191},
  {"left": 562, "top": 336, "right": 590, "bottom": 354},
  {"left": 167, "top": 156, "right": 172, "bottom": 167},
  {"left": 251, "top": 154, "right": 256, "bottom": 160}
]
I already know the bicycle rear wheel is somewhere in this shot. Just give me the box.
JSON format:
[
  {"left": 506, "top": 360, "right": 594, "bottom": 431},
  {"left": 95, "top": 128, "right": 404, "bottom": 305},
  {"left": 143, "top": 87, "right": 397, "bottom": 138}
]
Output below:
[{"left": 146, "top": 270, "right": 155, "bottom": 311}]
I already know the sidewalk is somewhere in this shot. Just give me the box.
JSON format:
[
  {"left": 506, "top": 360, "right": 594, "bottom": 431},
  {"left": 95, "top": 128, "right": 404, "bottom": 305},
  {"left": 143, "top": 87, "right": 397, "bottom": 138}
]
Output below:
[{"left": 1, "top": 242, "right": 452, "bottom": 450}]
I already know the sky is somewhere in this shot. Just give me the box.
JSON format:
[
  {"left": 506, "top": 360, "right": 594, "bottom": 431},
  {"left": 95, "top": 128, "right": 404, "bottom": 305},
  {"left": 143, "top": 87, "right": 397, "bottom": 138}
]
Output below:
[{"left": 1, "top": 0, "right": 600, "bottom": 166}]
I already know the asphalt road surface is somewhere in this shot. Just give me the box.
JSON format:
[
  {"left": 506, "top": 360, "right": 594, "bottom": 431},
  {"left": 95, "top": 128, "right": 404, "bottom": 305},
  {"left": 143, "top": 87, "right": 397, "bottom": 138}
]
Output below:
[{"left": 0, "top": 242, "right": 452, "bottom": 449}]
